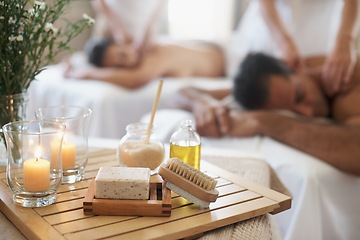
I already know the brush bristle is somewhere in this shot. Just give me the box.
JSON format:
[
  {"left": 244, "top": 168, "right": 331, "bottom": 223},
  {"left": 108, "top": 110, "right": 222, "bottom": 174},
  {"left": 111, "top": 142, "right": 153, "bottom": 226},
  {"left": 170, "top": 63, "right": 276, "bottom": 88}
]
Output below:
[{"left": 165, "top": 158, "right": 217, "bottom": 191}]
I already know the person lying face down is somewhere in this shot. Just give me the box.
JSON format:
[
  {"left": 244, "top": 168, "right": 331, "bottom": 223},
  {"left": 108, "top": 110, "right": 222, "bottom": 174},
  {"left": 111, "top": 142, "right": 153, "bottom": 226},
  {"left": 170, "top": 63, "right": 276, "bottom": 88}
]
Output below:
[
  {"left": 233, "top": 52, "right": 331, "bottom": 119},
  {"left": 170, "top": 52, "right": 360, "bottom": 175},
  {"left": 85, "top": 38, "right": 141, "bottom": 68},
  {"left": 65, "top": 37, "right": 225, "bottom": 89}
]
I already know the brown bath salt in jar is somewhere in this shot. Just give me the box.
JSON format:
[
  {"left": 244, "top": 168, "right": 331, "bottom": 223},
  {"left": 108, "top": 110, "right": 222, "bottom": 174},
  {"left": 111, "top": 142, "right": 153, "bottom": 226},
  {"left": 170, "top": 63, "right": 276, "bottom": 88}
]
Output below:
[{"left": 117, "top": 123, "right": 164, "bottom": 174}]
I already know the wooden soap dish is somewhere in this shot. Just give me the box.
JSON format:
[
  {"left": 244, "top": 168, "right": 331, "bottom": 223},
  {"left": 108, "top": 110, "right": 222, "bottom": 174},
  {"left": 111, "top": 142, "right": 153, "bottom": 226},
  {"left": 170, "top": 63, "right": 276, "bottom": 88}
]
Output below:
[{"left": 83, "top": 179, "right": 172, "bottom": 217}]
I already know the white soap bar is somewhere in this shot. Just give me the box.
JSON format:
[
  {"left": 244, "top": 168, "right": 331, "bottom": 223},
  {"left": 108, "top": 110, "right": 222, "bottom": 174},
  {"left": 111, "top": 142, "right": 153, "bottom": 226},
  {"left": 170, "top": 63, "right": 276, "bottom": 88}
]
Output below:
[{"left": 95, "top": 167, "right": 150, "bottom": 200}]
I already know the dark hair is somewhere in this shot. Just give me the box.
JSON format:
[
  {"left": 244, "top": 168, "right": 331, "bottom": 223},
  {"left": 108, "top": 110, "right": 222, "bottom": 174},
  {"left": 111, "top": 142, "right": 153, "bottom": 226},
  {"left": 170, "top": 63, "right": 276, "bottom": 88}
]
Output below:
[
  {"left": 233, "top": 52, "right": 292, "bottom": 109},
  {"left": 84, "top": 37, "right": 112, "bottom": 67}
]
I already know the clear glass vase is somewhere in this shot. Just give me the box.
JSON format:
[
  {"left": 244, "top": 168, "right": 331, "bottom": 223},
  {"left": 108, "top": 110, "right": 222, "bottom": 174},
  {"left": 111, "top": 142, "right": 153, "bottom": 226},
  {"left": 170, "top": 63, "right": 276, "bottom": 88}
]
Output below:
[
  {"left": 35, "top": 105, "right": 92, "bottom": 183},
  {"left": 0, "top": 93, "right": 28, "bottom": 166},
  {"left": 2, "top": 120, "right": 65, "bottom": 207}
]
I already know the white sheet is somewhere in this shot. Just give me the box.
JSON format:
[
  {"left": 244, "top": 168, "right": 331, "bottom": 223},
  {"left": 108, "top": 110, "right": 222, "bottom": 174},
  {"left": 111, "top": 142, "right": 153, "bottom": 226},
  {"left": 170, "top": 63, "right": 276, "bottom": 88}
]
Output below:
[
  {"left": 258, "top": 137, "right": 360, "bottom": 240},
  {"left": 27, "top": 64, "right": 231, "bottom": 138},
  {"left": 141, "top": 109, "right": 360, "bottom": 240}
]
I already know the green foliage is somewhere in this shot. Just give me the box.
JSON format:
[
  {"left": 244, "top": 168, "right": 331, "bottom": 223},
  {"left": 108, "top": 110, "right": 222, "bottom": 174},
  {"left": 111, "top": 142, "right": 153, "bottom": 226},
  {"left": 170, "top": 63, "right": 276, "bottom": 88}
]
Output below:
[{"left": 0, "top": 0, "right": 94, "bottom": 95}]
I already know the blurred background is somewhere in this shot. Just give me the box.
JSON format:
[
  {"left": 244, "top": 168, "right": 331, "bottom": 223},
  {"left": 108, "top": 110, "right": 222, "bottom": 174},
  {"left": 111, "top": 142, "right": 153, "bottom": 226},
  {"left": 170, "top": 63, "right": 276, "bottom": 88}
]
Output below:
[{"left": 55, "top": 0, "right": 248, "bottom": 62}]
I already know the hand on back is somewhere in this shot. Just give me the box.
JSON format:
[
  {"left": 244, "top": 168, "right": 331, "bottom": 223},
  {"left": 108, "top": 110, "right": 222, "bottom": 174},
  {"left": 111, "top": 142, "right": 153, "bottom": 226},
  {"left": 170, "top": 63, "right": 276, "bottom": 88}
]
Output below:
[{"left": 321, "top": 40, "right": 357, "bottom": 96}]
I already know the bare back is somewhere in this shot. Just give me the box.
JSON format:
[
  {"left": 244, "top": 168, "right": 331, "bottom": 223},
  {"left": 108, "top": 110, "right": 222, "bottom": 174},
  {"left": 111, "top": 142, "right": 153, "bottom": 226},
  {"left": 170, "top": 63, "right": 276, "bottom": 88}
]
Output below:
[
  {"left": 305, "top": 56, "right": 360, "bottom": 125},
  {"left": 332, "top": 61, "right": 360, "bottom": 125},
  {"left": 141, "top": 42, "right": 225, "bottom": 78}
]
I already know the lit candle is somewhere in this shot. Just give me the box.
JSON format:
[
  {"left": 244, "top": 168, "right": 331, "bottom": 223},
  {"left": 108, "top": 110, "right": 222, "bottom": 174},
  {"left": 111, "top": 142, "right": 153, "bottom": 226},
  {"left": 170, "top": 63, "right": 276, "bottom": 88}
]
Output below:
[
  {"left": 23, "top": 158, "right": 50, "bottom": 192},
  {"left": 51, "top": 140, "right": 76, "bottom": 170},
  {"left": 62, "top": 141, "right": 76, "bottom": 170}
]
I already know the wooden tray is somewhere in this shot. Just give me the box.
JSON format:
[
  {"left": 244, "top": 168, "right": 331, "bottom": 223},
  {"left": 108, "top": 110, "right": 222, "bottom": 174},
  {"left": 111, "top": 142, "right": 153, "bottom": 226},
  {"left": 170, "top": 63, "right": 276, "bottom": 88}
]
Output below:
[
  {"left": 0, "top": 148, "right": 291, "bottom": 240},
  {"left": 83, "top": 179, "right": 172, "bottom": 217}
]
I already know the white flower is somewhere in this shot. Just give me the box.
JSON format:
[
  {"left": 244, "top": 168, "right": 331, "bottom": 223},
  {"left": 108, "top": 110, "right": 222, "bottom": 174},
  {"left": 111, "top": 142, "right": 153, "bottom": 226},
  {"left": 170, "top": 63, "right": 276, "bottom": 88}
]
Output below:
[
  {"left": 82, "top": 13, "right": 95, "bottom": 26},
  {"left": 1, "top": 0, "right": 92, "bottom": 96},
  {"left": 44, "top": 22, "right": 58, "bottom": 34},
  {"left": 34, "top": 1, "right": 46, "bottom": 10},
  {"left": 8, "top": 16, "right": 16, "bottom": 24},
  {"left": 16, "top": 35, "right": 23, "bottom": 42},
  {"left": 8, "top": 35, "right": 16, "bottom": 42},
  {"left": 28, "top": 8, "right": 37, "bottom": 17}
]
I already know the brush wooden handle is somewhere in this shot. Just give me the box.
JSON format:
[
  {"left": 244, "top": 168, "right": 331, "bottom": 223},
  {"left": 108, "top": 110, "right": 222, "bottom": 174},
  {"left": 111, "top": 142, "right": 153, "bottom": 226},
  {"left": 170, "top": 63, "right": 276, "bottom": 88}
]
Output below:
[{"left": 159, "top": 165, "right": 219, "bottom": 202}]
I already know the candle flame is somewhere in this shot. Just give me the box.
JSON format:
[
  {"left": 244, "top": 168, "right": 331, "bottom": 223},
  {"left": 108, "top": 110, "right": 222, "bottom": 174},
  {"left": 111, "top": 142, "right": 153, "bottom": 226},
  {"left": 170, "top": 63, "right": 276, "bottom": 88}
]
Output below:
[{"left": 35, "top": 146, "right": 42, "bottom": 159}]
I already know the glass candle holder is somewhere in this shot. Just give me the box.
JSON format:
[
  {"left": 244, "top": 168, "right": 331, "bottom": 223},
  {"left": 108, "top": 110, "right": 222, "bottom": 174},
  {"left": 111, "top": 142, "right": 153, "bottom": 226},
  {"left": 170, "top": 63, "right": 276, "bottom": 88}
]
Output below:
[
  {"left": 2, "top": 120, "right": 65, "bottom": 207},
  {"left": 117, "top": 123, "right": 165, "bottom": 175},
  {"left": 35, "top": 106, "right": 92, "bottom": 184}
]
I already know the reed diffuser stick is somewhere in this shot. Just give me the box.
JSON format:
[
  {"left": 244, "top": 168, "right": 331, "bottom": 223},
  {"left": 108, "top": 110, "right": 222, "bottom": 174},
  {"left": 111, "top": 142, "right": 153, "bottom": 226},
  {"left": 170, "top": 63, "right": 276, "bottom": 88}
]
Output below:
[{"left": 145, "top": 80, "right": 164, "bottom": 143}]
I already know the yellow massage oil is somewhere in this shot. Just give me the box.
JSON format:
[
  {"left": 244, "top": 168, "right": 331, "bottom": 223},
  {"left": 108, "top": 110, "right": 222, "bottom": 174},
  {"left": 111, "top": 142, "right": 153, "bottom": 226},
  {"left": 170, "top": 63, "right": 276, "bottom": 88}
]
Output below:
[
  {"left": 169, "top": 120, "right": 201, "bottom": 169},
  {"left": 170, "top": 143, "right": 201, "bottom": 169}
]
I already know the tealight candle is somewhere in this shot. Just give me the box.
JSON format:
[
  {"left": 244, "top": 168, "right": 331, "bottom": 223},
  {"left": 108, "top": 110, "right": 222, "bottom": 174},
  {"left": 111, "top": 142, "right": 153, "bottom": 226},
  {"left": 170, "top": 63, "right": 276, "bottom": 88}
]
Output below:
[{"left": 23, "top": 158, "right": 50, "bottom": 192}]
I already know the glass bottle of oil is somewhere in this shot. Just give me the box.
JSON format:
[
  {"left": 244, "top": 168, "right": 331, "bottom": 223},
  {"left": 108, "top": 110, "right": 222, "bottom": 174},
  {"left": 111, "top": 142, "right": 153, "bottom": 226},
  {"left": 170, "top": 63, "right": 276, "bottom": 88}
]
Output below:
[{"left": 169, "top": 120, "right": 201, "bottom": 169}]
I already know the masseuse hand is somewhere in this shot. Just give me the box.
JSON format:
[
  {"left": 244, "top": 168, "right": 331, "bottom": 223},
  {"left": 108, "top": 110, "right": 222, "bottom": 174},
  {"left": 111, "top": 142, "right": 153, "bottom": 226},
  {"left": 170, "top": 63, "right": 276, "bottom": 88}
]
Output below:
[
  {"left": 192, "top": 97, "right": 230, "bottom": 138},
  {"left": 281, "top": 37, "right": 304, "bottom": 72},
  {"left": 322, "top": 39, "right": 357, "bottom": 96}
]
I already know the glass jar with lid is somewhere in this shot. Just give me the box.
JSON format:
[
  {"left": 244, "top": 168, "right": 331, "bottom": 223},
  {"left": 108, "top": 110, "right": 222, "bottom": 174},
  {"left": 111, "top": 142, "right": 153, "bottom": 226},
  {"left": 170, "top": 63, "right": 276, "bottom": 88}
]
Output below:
[{"left": 117, "top": 122, "right": 164, "bottom": 174}]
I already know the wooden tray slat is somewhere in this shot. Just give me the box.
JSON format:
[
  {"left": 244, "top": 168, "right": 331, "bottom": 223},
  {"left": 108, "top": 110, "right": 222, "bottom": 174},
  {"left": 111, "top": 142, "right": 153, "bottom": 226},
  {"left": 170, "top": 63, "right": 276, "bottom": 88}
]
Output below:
[
  {"left": 54, "top": 215, "right": 137, "bottom": 235},
  {"left": 57, "top": 179, "right": 91, "bottom": 193},
  {"left": 88, "top": 149, "right": 117, "bottom": 158},
  {"left": 103, "top": 198, "right": 278, "bottom": 240},
  {"left": 34, "top": 198, "right": 84, "bottom": 216},
  {"left": 61, "top": 190, "right": 265, "bottom": 239},
  {"left": 56, "top": 188, "right": 88, "bottom": 203},
  {"left": 43, "top": 209, "right": 91, "bottom": 225},
  {"left": 216, "top": 183, "right": 247, "bottom": 195},
  {"left": 204, "top": 161, "right": 291, "bottom": 214}
]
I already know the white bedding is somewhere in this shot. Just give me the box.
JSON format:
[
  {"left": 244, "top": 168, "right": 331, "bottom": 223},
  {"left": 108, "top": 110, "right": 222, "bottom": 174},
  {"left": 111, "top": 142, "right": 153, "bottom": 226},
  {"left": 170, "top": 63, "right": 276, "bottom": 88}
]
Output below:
[
  {"left": 141, "top": 109, "right": 360, "bottom": 240},
  {"left": 27, "top": 63, "right": 231, "bottom": 138}
]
